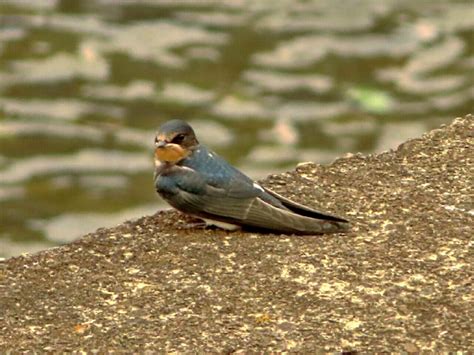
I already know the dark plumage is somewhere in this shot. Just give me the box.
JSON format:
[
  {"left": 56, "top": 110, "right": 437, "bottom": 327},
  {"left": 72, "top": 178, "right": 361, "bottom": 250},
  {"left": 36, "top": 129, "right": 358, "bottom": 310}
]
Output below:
[{"left": 153, "top": 119, "right": 349, "bottom": 234}]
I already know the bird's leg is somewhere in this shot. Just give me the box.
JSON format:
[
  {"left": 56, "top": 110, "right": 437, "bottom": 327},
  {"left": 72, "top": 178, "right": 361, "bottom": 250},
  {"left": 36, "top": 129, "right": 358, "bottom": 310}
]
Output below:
[
  {"left": 177, "top": 216, "right": 208, "bottom": 230},
  {"left": 179, "top": 221, "right": 208, "bottom": 229}
]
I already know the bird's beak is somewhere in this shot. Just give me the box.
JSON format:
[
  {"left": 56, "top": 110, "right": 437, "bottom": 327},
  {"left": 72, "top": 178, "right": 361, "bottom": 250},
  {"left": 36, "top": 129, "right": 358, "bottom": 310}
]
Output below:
[{"left": 155, "top": 140, "right": 167, "bottom": 148}]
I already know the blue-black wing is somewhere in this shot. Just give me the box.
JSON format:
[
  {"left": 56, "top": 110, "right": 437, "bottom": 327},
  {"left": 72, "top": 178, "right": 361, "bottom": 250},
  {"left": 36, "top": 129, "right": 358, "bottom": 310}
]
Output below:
[{"left": 155, "top": 150, "right": 349, "bottom": 234}]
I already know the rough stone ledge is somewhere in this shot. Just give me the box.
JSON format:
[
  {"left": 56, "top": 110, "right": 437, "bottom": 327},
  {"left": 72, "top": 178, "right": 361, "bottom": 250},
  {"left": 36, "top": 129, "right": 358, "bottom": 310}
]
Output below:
[{"left": 1, "top": 115, "right": 472, "bottom": 352}]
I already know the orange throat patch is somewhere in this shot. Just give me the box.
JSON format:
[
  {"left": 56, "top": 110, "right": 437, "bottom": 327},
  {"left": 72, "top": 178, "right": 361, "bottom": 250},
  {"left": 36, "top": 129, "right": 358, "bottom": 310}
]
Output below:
[{"left": 154, "top": 144, "right": 189, "bottom": 164}]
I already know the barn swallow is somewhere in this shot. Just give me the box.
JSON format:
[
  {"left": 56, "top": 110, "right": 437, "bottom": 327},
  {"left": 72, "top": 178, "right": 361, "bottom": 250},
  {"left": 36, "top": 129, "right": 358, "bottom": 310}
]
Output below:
[{"left": 153, "top": 119, "right": 349, "bottom": 234}]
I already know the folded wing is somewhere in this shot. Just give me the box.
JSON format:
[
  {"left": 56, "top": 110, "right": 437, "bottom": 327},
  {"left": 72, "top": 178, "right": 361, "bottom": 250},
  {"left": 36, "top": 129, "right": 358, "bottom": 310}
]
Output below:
[
  {"left": 263, "top": 187, "right": 349, "bottom": 223},
  {"left": 173, "top": 182, "right": 349, "bottom": 234}
]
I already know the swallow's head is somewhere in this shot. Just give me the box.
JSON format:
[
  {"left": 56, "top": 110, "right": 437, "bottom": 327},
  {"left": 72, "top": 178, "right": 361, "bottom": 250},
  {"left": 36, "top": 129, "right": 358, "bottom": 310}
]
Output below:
[{"left": 154, "top": 119, "right": 199, "bottom": 165}]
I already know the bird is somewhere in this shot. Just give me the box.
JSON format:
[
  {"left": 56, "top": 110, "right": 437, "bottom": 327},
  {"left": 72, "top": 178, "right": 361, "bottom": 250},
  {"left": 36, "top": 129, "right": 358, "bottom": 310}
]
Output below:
[{"left": 153, "top": 119, "right": 349, "bottom": 234}]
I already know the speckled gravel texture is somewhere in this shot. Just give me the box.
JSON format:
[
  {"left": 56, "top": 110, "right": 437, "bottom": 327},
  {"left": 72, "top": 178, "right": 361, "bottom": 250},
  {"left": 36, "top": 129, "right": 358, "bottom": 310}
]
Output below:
[{"left": 1, "top": 115, "right": 472, "bottom": 352}]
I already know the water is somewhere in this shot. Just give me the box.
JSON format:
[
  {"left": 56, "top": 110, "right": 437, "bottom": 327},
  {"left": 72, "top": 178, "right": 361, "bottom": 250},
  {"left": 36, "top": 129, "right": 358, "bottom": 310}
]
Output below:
[{"left": 1, "top": 0, "right": 473, "bottom": 258}]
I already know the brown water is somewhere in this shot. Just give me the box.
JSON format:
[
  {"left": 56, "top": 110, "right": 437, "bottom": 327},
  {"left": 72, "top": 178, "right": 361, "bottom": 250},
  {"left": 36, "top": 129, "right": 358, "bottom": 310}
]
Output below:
[{"left": 0, "top": 0, "right": 473, "bottom": 258}]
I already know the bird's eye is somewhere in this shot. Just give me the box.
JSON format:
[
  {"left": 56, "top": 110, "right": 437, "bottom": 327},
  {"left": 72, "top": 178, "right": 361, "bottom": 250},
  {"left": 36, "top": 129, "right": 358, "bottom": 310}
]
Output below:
[{"left": 171, "top": 134, "right": 185, "bottom": 144}]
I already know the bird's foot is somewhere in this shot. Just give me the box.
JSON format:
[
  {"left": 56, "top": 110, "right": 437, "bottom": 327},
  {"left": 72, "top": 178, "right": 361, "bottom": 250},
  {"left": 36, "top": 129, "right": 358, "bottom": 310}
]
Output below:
[{"left": 177, "top": 219, "right": 208, "bottom": 230}]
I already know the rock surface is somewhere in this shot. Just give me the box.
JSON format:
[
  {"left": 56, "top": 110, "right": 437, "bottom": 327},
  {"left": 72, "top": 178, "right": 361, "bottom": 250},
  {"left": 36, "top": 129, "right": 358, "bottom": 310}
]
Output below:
[{"left": 1, "top": 115, "right": 472, "bottom": 352}]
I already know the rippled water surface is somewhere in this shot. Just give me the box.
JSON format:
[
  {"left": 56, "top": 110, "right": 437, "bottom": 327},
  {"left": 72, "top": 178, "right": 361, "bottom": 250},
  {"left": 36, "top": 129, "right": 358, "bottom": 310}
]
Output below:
[{"left": 1, "top": 0, "right": 473, "bottom": 257}]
